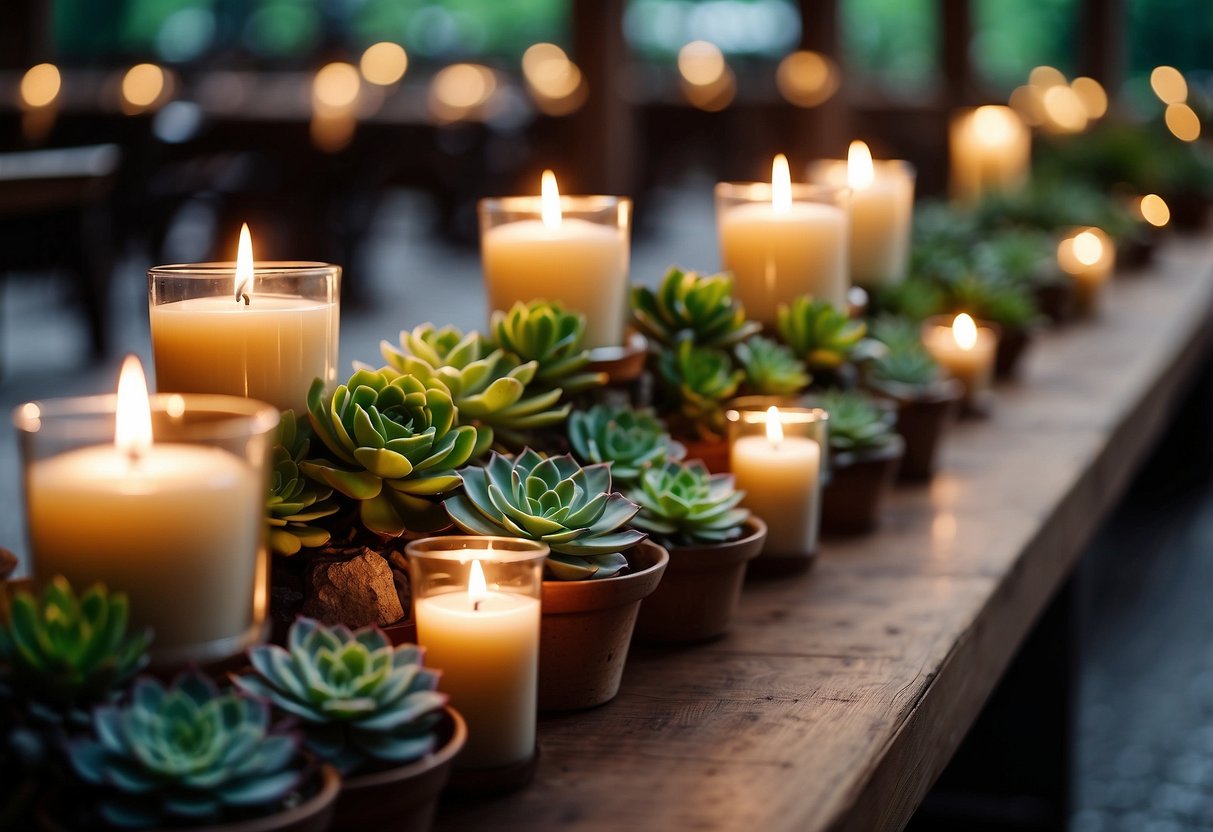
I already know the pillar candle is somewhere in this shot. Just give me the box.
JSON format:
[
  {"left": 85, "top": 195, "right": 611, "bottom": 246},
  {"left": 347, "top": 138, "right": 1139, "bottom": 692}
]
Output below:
[
  {"left": 808, "top": 141, "right": 915, "bottom": 289},
  {"left": 480, "top": 171, "right": 630, "bottom": 350},
  {"left": 922, "top": 313, "right": 998, "bottom": 409},
  {"left": 717, "top": 155, "right": 849, "bottom": 327},
  {"left": 949, "top": 105, "right": 1031, "bottom": 204}
]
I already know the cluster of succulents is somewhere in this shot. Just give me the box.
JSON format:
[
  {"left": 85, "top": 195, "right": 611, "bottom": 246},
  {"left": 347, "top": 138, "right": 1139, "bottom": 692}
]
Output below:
[
  {"left": 445, "top": 450, "right": 646, "bottom": 580},
  {"left": 776, "top": 296, "right": 873, "bottom": 372},
  {"left": 865, "top": 317, "right": 943, "bottom": 390},
  {"left": 235, "top": 617, "right": 446, "bottom": 775},
  {"left": 489, "top": 301, "right": 607, "bottom": 397},
  {"left": 568, "top": 404, "right": 684, "bottom": 484},
  {"left": 632, "top": 267, "right": 760, "bottom": 349},
  {"left": 267, "top": 412, "right": 340, "bottom": 557},
  {"left": 816, "top": 389, "right": 899, "bottom": 454},
  {"left": 628, "top": 461, "right": 749, "bottom": 546},
  {"left": 656, "top": 340, "right": 745, "bottom": 440},
  {"left": 735, "top": 335, "right": 811, "bottom": 396}
]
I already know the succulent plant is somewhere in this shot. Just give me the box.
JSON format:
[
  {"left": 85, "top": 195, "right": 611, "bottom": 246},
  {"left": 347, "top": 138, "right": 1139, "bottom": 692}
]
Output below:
[
  {"left": 656, "top": 339, "right": 744, "bottom": 440},
  {"left": 568, "top": 404, "right": 685, "bottom": 484},
  {"left": 0, "top": 576, "right": 150, "bottom": 714},
  {"left": 382, "top": 323, "right": 569, "bottom": 448},
  {"left": 268, "top": 412, "right": 340, "bottom": 557},
  {"left": 870, "top": 276, "right": 948, "bottom": 322},
  {"left": 865, "top": 316, "right": 942, "bottom": 389},
  {"left": 735, "top": 335, "right": 811, "bottom": 396},
  {"left": 817, "top": 389, "right": 898, "bottom": 454},
  {"left": 627, "top": 460, "right": 749, "bottom": 546},
  {"left": 67, "top": 672, "right": 305, "bottom": 829},
  {"left": 947, "top": 274, "right": 1038, "bottom": 330},
  {"left": 233, "top": 617, "right": 446, "bottom": 776},
  {"left": 303, "top": 369, "right": 483, "bottom": 537},
  {"left": 489, "top": 301, "right": 607, "bottom": 397},
  {"left": 631, "top": 266, "right": 761, "bottom": 349},
  {"left": 445, "top": 450, "right": 647, "bottom": 580},
  {"left": 776, "top": 296, "right": 871, "bottom": 371}
]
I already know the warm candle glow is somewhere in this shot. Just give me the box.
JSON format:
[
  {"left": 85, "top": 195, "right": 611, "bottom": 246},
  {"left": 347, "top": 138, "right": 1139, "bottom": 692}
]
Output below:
[
  {"left": 469, "top": 559, "right": 487, "bottom": 609},
  {"left": 1072, "top": 230, "right": 1103, "bottom": 266},
  {"left": 359, "top": 42, "right": 408, "bottom": 86},
  {"left": 20, "top": 63, "right": 61, "bottom": 108},
  {"left": 771, "top": 154, "right": 792, "bottom": 214},
  {"left": 765, "top": 405, "right": 784, "bottom": 445},
  {"left": 973, "top": 105, "right": 1016, "bottom": 145},
  {"left": 1140, "top": 194, "right": 1171, "bottom": 227},
  {"left": 122, "top": 63, "right": 166, "bottom": 109},
  {"left": 1150, "top": 66, "right": 1188, "bottom": 105},
  {"left": 847, "top": 141, "right": 875, "bottom": 191},
  {"left": 541, "top": 169, "right": 562, "bottom": 229},
  {"left": 952, "top": 313, "right": 978, "bottom": 351},
  {"left": 115, "top": 355, "right": 153, "bottom": 459},
  {"left": 235, "top": 223, "right": 254, "bottom": 302}
]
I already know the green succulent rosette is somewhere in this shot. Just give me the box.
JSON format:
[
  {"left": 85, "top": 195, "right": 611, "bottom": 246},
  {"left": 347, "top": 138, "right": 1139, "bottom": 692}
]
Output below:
[
  {"left": 735, "top": 335, "right": 811, "bottom": 396},
  {"left": 656, "top": 339, "right": 744, "bottom": 440},
  {"left": 302, "top": 369, "right": 483, "bottom": 537},
  {"left": 489, "top": 301, "right": 607, "bottom": 396},
  {"left": 776, "top": 296, "right": 870, "bottom": 371},
  {"left": 267, "top": 411, "right": 339, "bottom": 557},
  {"left": 444, "top": 449, "right": 647, "bottom": 580},
  {"left": 234, "top": 617, "right": 446, "bottom": 775},
  {"left": 631, "top": 266, "right": 761, "bottom": 349},
  {"left": 568, "top": 404, "right": 685, "bottom": 485},
  {"left": 817, "top": 389, "right": 898, "bottom": 454},
  {"left": 628, "top": 460, "right": 749, "bottom": 546}
]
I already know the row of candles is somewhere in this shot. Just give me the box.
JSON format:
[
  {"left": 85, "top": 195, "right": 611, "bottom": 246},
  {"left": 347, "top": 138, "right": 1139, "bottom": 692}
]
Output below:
[{"left": 15, "top": 109, "right": 1118, "bottom": 771}]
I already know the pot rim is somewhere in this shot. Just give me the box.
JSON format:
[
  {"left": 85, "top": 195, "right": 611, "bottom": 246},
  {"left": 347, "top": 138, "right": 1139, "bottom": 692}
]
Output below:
[
  {"left": 540, "top": 539, "right": 670, "bottom": 613},
  {"left": 866, "top": 376, "right": 964, "bottom": 406},
  {"left": 661, "top": 516, "right": 768, "bottom": 569},
  {"left": 342, "top": 706, "right": 468, "bottom": 790}
]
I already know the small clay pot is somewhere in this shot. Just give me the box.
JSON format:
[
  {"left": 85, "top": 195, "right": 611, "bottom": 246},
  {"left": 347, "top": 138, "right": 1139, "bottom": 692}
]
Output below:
[
  {"left": 821, "top": 437, "right": 905, "bottom": 535},
  {"left": 332, "top": 707, "right": 466, "bottom": 832},
  {"left": 587, "top": 331, "right": 649, "bottom": 385},
  {"left": 634, "top": 517, "right": 767, "bottom": 645},
  {"left": 994, "top": 325, "right": 1034, "bottom": 379},
  {"left": 868, "top": 379, "right": 963, "bottom": 482},
  {"left": 538, "top": 540, "right": 669, "bottom": 710},
  {"left": 679, "top": 436, "right": 731, "bottom": 474}
]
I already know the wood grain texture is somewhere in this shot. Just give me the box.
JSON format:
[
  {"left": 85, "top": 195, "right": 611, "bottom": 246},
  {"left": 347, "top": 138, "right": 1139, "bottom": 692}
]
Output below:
[{"left": 438, "top": 238, "right": 1213, "bottom": 832}]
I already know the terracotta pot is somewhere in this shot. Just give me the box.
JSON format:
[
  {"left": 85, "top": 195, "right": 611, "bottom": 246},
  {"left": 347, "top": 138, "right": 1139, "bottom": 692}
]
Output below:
[
  {"left": 821, "top": 437, "right": 905, "bottom": 535},
  {"left": 868, "top": 379, "right": 963, "bottom": 482},
  {"left": 634, "top": 518, "right": 767, "bottom": 645},
  {"left": 332, "top": 707, "right": 466, "bottom": 832},
  {"left": 39, "top": 764, "right": 341, "bottom": 832},
  {"left": 587, "top": 330, "right": 648, "bottom": 385},
  {"left": 538, "top": 540, "right": 669, "bottom": 710},
  {"left": 994, "top": 325, "right": 1033, "bottom": 379},
  {"left": 679, "top": 436, "right": 730, "bottom": 474}
]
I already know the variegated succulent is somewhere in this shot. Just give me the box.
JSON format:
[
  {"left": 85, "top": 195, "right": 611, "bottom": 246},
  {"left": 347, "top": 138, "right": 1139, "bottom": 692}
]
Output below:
[
  {"left": 776, "top": 296, "right": 871, "bottom": 371},
  {"left": 568, "top": 404, "right": 685, "bottom": 484},
  {"left": 656, "top": 339, "right": 744, "bottom": 440},
  {"left": 735, "top": 335, "right": 811, "bottom": 396},
  {"left": 628, "top": 460, "right": 749, "bottom": 546},
  {"left": 489, "top": 301, "right": 606, "bottom": 397},
  {"left": 445, "top": 450, "right": 647, "bottom": 580},
  {"left": 234, "top": 617, "right": 446, "bottom": 775},
  {"left": 631, "top": 266, "right": 760, "bottom": 349},
  {"left": 303, "top": 369, "right": 483, "bottom": 536},
  {"left": 267, "top": 411, "right": 339, "bottom": 557}
]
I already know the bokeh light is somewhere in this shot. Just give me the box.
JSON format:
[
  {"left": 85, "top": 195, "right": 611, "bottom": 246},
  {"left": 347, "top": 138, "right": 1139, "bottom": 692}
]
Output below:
[
  {"left": 1042, "top": 84, "right": 1088, "bottom": 133},
  {"left": 678, "top": 41, "right": 726, "bottom": 87},
  {"left": 776, "top": 50, "right": 839, "bottom": 108},
  {"left": 1070, "top": 76, "right": 1107, "bottom": 119},
  {"left": 1028, "top": 65, "right": 1066, "bottom": 89},
  {"left": 1165, "top": 102, "right": 1201, "bottom": 142},
  {"left": 429, "top": 63, "right": 498, "bottom": 122},
  {"left": 521, "top": 43, "right": 588, "bottom": 116},
  {"left": 1150, "top": 66, "right": 1188, "bottom": 104},
  {"left": 20, "top": 63, "right": 61, "bottom": 109},
  {"left": 360, "top": 42, "right": 408, "bottom": 86},
  {"left": 313, "top": 62, "right": 361, "bottom": 110},
  {"left": 121, "top": 63, "right": 167, "bottom": 111},
  {"left": 1139, "top": 194, "right": 1171, "bottom": 228}
]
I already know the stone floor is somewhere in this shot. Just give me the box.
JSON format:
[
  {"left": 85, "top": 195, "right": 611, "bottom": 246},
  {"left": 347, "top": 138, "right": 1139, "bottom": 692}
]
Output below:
[{"left": 3, "top": 183, "right": 1213, "bottom": 831}]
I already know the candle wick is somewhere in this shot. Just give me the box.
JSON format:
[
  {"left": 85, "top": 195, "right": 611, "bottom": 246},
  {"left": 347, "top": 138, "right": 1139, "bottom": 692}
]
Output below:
[
  {"left": 473, "top": 600, "right": 482, "bottom": 612},
  {"left": 239, "top": 292, "right": 250, "bottom": 307}
]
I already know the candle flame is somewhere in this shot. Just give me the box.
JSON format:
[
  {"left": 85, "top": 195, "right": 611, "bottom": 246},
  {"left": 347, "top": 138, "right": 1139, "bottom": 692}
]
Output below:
[
  {"left": 771, "top": 154, "right": 791, "bottom": 214},
  {"left": 115, "top": 355, "right": 153, "bottom": 459},
  {"left": 1072, "top": 230, "right": 1103, "bottom": 266},
  {"left": 765, "top": 405, "right": 784, "bottom": 445},
  {"left": 972, "top": 105, "right": 1016, "bottom": 145},
  {"left": 952, "top": 313, "right": 978, "bottom": 351},
  {"left": 541, "top": 169, "right": 562, "bottom": 229},
  {"left": 847, "top": 140, "right": 874, "bottom": 190},
  {"left": 235, "top": 223, "right": 254, "bottom": 303},
  {"left": 468, "top": 559, "right": 487, "bottom": 608}
]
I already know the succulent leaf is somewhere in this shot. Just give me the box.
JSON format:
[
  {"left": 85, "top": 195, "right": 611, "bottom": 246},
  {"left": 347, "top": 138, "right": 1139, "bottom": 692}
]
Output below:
[
  {"left": 735, "top": 335, "right": 811, "bottom": 396},
  {"left": 267, "top": 412, "right": 340, "bottom": 557},
  {"left": 628, "top": 460, "right": 749, "bottom": 546},
  {"left": 776, "top": 296, "right": 870, "bottom": 372},
  {"left": 655, "top": 339, "right": 744, "bottom": 440},
  {"left": 567, "top": 404, "right": 685, "bottom": 485},
  {"left": 632, "top": 267, "right": 761, "bottom": 349},
  {"left": 490, "top": 301, "right": 607, "bottom": 396},
  {"left": 816, "top": 389, "right": 898, "bottom": 454}
]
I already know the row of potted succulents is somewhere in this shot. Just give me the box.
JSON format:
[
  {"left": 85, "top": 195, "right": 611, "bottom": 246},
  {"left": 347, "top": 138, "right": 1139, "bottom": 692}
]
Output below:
[{"left": 0, "top": 577, "right": 464, "bottom": 832}]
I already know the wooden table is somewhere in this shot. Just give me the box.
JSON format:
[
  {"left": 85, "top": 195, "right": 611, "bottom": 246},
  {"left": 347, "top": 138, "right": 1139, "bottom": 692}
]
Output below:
[{"left": 439, "top": 235, "right": 1213, "bottom": 832}]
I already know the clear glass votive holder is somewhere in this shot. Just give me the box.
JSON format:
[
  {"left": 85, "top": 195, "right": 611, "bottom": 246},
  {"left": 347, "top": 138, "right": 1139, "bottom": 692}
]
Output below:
[
  {"left": 920, "top": 314, "right": 1000, "bottom": 414},
  {"left": 726, "top": 403, "right": 828, "bottom": 563},
  {"left": 14, "top": 392, "right": 279, "bottom": 667},
  {"left": 478, "top": 194, "right": 631, "bottom": 352},
  {"left": 148, "top": 261, "right": 341, "bottom": 414},
  {"left": 1056, "top": 226, "right": 1116, "bottom": 316},
  {"left": 714, "top": 181, "right": 851, "bottom": 327},
  {"left": 406, "top": 536, "right": 548, "bottom": 772}
]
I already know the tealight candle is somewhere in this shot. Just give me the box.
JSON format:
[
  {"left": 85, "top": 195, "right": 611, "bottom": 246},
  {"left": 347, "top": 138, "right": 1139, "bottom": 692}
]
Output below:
[
  {"left": 479, "top": 172, "right": 631, "bottom": 350},
  {"left": 408, "top": 536, "right": 546, "bottom": 772},
  {"left": 149, "top": 225, "right": 341, "bottom": 413},
  {"left": 1057, "top": 226, "right": 1115, "bottom": 315},
  {"left": 15, "top": 357, "right": 279, "bottom": 664},
  {"left": 807, "top": 141, "right": 915, "bottom": 289},
  {"left": 716, "top": 155, "right": 850, "bottom": 327},
  {"left": 949, "top": 105, "right": 1030, "bottom": 204},
  {"left": 727, "top": 405, "right": 826, "bottom": 566},
  {"left": 922, "top": 313, "right": 998, "bottom": 411}
]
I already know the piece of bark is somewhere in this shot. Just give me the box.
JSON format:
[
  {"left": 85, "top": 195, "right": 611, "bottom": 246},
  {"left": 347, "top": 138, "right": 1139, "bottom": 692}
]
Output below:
[{"left": 302, "top": 550, "right": 404, "bottom": 628}]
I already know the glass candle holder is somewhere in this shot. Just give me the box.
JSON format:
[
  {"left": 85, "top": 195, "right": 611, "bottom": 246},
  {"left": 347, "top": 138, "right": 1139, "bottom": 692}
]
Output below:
[
  {"left": 715, "top": 180, "right": 851, "bottom": 327},
  {"left": 949, "top": 105, "right": 1030, "bottom": 204},
  {"left": 14, "top": 391, "right": 279, "bottom": 667},
  {"left": 807, "top": 155, "right": 915, "bottom": 290},
  {"left": 921, "top": 314, "right": 1000, "bottom": 413},
  {"left": 478, "top": 192, "right": 631, "bottom": 352},
  {"left": 726, "top": 404, "right": 828, "bottom": 561},
  {"left": 149, "top": 261, "right": 341, "bottom": 413},
  {"left": 1057, "top": 226, "right": 1116, "bottom": 315},
  {"left": 406, "top": 536, "right": 547, "bottom": 771}
]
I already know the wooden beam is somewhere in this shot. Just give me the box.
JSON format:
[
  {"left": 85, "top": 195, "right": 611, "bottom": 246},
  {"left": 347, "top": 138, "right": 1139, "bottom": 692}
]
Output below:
[{"left": 570, "top": 0, "right": 635, "bottom": 196}]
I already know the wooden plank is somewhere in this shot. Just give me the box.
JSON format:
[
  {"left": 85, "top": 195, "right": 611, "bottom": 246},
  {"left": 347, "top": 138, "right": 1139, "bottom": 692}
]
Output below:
[{"left": 439, "top": 237, "right": 1213, "bottom": 831}]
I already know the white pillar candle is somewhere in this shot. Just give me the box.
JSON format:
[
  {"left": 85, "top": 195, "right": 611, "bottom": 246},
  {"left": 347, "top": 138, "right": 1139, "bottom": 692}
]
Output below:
[
  {"left": 717, "top": 155, "right": 849, "bottom": 327},
  {"left": 808, "top": 141, "right": 915, "bottom": 289},
  {"left": 922, "top": 313, "right": 998, "bottom": 407},
  {"left": 1057, "top": 226, "right": 1115, "bottom": 313},
  {"left": 26, "top": 358, "right": 264, "bottom": 657},
  {"left": 729, "top": 407, "right": 821, "bottom": 557},
  {"left": 413, "top": 560, "right": 541, "bottom": 769},
  {"left": 949, "top": 105, "right": 1031, "bottom": 204},
  {"left": 480, "top": 171, "right": 630, "bottom": 350},
  {"left": 149, "top": 225, "right": 340, "bottom": 413}
]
